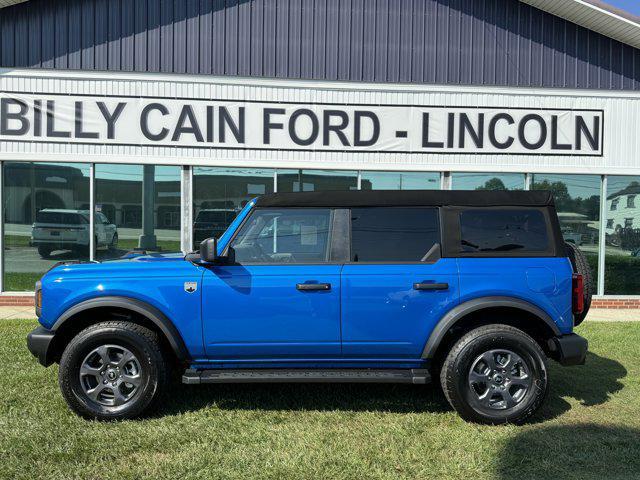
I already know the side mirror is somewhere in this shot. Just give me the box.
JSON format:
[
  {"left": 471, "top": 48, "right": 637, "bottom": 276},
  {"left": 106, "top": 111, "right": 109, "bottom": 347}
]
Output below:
[{"left": 199, "top": 237, "right": 218, "bottom": 263}]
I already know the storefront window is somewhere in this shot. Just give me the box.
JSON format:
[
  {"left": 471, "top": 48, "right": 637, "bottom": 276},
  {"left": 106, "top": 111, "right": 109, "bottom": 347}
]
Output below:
[
  {"left": 532, "top": 174, "right": 601, "bottom": 281},
  {"left": 193, "top": 167, "right": 275, "bottom": 248},
  {"left": 277, "top": 170, "right": 358, "bottom": 192},
  {"left": 605, "top": 176, "right": 640, "bottom": 294},
  {"left": 95, "top": 164, "right": 181, "bottom": 259},
  {"left": 360, "top": 171, "right": 440, "bottom": 190},
  {"left": 451, "top": 173, "right": 525, "bottom": 190},
  {"left": 2, "top": 162, "right": 90, "bottom": 291}
]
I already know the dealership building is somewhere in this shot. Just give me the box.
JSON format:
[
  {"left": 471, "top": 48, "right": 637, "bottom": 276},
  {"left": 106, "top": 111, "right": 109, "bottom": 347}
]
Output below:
[{"left": 1, "top": 0, "right": 640, "bottom": 306}]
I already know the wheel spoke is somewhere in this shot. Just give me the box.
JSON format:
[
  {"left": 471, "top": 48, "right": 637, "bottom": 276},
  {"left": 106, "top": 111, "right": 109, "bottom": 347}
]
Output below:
[
  {"left": 95, "top": 345, "right": 110, "bottom": 366},
  {"left": 80, "top": 364, "right": 102, "bottom": 377},
  {"left": 121, "top": 374, "right": 141, "bottom": 387},
  {"left": 479, "top": 388, "right": 495, "bottom": 407},
  {"left": 117, "top": 350, "right": 135, "bottom": 369},
  {"left": 500, "top": 389, "right": 518, "bottom": 409},
  {"left": 509, "top": 375, "right": 531, "bottom": 389},
  {"left": 481, "top": 351, "right": 498, "bottom": 370},
  {"left": 112, "top": 387, "right": 128, "bottom": 406},
  {"left": 86, "top": 384, "right": 107, "bottom": 402},
  {"left": 468, "top": 370, "right": 489, "bottom": 385}
]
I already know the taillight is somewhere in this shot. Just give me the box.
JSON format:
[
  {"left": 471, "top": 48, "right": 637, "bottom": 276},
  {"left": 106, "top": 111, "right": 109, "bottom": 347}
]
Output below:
[{"left": 572, "top": 273, "right": 584, "bottom": 315}]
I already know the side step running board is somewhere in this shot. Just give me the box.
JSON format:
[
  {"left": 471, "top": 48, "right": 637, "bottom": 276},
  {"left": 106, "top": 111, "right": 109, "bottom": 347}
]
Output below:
[{"left": 183, "top": 368, "right": 431, "bottom": 385}]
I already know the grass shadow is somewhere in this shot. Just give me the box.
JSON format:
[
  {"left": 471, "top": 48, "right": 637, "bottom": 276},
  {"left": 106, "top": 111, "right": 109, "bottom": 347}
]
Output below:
[
  {"left": 534, "top": 351, "right": 627, "bottom": 422},
  {"left": 153, "top": 352, "right": 626, "bottom": 420},
  {"left": 158, "top": 381, "right": 451, "bottom": 416},
  {"left": 496, "top": 425, "right": 640, "bottom": 480}
]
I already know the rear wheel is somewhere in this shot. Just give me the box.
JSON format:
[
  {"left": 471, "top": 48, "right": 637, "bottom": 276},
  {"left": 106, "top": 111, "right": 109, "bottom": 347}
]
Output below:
[
  {"left": 440, "top": 324, "right": 548, "bottom": 425},
  {"left": 565, "top": 241, "right": 593, "bottom": 326},
  {"left": 109, "top": 233, "right": 119, "bottom": 251},
  {"left": 37, "top": 245, "right": 52, "bottom": 258},
  {"left": 59, "top": 321, "right": 170, "bottom": 420}
]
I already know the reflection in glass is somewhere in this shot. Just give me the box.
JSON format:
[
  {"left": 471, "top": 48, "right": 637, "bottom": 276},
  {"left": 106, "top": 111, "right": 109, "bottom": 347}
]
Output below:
[
  {"left": 229, "top": 208, "right": 332, "bottom": 264},
  {"left": 277, "top": 169, "right": 358, "bottom": 192},
  {"left": 451, "top": 173, "right": 525, "bottom": 190},
  {"left": 95, "top": 164, "right": 181, "bottom": 260},
  {"left": 193, "top": 167, "right": 275, "bottom": 248},
  {"left": 532, "top": 174, "right": 600, "bottom": 281},
  {"left": 360, "top": 171, "right": 440, "bottom": 190},
  {"left": 3, "top": 162, "right": 90, "bottom": 291},
  {"left": 605, "top": 176, "right": 640, "bottom": 294}
]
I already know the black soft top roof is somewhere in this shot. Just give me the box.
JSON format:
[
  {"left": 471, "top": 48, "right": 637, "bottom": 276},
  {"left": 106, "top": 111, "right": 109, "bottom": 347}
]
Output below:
[{"left": 255, "top": 190, "right": 555, "bottom": 208}]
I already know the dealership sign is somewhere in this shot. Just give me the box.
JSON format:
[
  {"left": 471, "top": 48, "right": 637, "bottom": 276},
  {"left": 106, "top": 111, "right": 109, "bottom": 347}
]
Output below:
[{"left": 0, "top": 94, "right": 603, "bottom": 156}]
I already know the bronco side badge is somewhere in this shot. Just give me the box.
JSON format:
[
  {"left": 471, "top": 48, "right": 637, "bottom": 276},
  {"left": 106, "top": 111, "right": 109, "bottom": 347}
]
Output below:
[{"left": 184, "top": 281, "right": 197, "bottom": 293}]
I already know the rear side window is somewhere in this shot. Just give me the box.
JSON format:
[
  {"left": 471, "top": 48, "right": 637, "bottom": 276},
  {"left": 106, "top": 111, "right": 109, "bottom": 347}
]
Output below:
[
  {"left": 459, "top": 209, "right": 549, "bottom": 253},
  {"left": 351, "top": 207, "right": 439, "bottom": 262}
]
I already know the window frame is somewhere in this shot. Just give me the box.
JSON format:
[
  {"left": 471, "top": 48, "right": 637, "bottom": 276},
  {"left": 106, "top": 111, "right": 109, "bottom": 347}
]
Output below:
[
  {"left": 628, "top": 195, "right": 636, "bottom": 209},
  {"left": 221, "top": 206, "right": 342, "bottom": 266},
  {"left": 441, "top": 206, "right": 563, "bottom": 258},
  {"left": 345, "top": 206, "right": 443, "bottom": 265}
]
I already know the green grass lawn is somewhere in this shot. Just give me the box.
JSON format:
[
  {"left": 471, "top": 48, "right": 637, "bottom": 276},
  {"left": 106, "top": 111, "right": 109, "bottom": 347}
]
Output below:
[{"left": 1, "top": 320, "right": 639, "bottom": 480}]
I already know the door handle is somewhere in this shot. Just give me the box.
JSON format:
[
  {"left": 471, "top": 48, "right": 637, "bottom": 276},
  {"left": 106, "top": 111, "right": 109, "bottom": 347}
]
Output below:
[
  {"left": 413, "top": 282, "right": 449, "bottom": 291},
  {"left": 296, "top": 283, "right": 331, "bottom": 291}
]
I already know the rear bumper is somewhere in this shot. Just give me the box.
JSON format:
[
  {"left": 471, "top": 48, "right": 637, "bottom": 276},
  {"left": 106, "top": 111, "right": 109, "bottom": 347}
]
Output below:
[
  {"left": 26, "top": 326, "right": 56, "bottom": 367},
  {"left": 549, "top": 333, "right": 588, "bottom": 366},
  {"left": 30, "top": 240, "right": 86, "bottom": 247}
]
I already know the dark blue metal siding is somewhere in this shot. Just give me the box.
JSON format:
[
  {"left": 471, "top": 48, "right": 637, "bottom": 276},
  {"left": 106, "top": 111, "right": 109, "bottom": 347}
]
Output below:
[{"left": 2, "top": 0, "right": 640, "bottom": 90}]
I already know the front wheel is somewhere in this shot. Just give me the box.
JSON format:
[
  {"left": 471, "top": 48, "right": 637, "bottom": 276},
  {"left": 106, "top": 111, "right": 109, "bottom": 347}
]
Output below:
[
  {"left": 58, "top": 321, "right": 170, "bottom": 420},
  {"left": 440, "top": 324, "right": 548, "bottom": 425}
]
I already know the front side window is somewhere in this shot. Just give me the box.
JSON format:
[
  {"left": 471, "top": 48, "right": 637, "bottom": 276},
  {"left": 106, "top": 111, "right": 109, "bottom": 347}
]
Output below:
[
  {"left": 229, "top": 208, "right": 332, "bottom": 264},
  {"left": 350, "top": 207, "right": 440, "bottom": 262},
  {"left": 459, "top": 209, "right": 549, "bottom": 254}
]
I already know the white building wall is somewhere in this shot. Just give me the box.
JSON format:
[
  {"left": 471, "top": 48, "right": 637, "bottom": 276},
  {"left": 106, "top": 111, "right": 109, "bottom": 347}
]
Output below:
[{"left": 0, "top": 69, "right": 639, "bottom": 175}]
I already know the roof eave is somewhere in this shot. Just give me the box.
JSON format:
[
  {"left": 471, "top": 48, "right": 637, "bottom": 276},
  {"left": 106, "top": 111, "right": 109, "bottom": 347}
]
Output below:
[
  {"left": 520, "top": 0, "right": 640, "bottom": 50},
  {"left": 0, "top": 0, "right": 27, "bottom": 9}
]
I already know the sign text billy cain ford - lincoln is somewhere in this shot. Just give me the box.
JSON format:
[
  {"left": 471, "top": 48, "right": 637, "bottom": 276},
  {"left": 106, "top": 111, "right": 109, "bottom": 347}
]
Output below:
[{"left": 0, "top": 94, "right": 602, "bottom": 155}]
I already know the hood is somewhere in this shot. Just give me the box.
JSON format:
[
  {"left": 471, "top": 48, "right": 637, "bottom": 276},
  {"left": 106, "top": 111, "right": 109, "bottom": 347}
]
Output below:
[{"left": 43, "top": 252, "right": 197, "bottom": 280}]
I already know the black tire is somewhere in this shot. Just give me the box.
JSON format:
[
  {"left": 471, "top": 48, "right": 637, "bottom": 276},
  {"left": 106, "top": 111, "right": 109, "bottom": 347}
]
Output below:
[
  {"left": 37, "top": 245, "right": 52, "bottom": 258},
  {"left": 440, "top": 324, "right": 549, "bottom": 425},
  {"left": 109, "top": 233, "right": 119, "bottom": 251},
  {"left": 565, "top": 241, "right": 593, "bottom": 326},
  {"left": 59, "top": 321, "right": 170, "bottom": 420}
]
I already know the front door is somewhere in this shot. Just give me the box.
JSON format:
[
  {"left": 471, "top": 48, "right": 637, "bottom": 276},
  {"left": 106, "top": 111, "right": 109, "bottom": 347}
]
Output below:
[
  {"left": 341, "top": 207, "right": 460, "bottom": 358},
  {"left": 202, "top": 207, "right": 341, "bottom": 359}
]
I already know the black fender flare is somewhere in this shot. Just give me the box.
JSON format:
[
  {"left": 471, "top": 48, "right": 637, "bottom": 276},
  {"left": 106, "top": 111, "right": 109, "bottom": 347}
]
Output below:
[
  {"left": 52, "top": 296, "right": 191, "bottom": 361},
  {"left": 421, "top": 296, "right": 561, "bottom": 359}
]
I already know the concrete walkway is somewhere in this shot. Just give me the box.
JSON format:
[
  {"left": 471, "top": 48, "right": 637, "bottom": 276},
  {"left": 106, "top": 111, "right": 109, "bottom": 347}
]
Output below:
[{"left": 1, "top": 306, "right": 638, "bottom": 322}]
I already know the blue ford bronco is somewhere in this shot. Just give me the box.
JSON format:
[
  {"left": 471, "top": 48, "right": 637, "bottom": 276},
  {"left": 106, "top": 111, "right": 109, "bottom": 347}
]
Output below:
[{"left": 27, "top": 190, "right": 590, "bottom": 424}]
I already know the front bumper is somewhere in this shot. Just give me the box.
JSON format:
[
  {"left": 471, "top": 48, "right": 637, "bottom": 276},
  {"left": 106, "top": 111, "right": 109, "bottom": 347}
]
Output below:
[
  {"left": 26, "top": 326, "right": 56, "bottom": 367},
  {"left": 549, "top": 333, "right": 588, "bottom": 366}
]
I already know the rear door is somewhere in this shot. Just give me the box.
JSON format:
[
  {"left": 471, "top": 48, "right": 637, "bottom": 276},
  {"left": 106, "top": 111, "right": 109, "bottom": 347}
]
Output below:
[{"left": 341, "top": 207, "right": 460, "bottom": 358}]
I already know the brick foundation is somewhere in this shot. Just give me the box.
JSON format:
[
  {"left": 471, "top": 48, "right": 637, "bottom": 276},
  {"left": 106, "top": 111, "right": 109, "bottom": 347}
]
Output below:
[
  {"left": 1, "top": 294, "right": 639, "bottom": 309},
  {"left": 0, "top": 295, "right": 35, "bottom": 306},
  {"left": 591, "top": 298, "right": 640, "bottom": 309}
]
